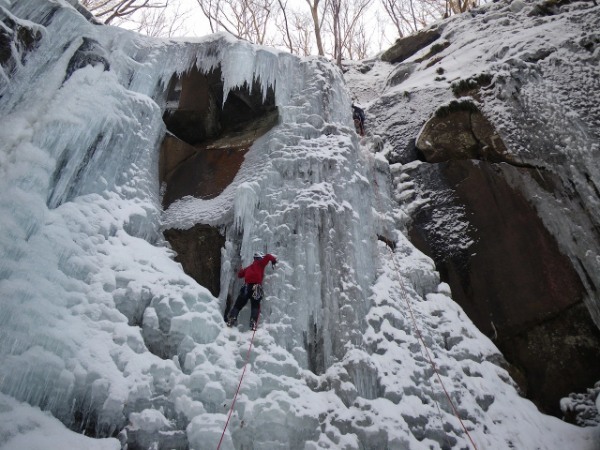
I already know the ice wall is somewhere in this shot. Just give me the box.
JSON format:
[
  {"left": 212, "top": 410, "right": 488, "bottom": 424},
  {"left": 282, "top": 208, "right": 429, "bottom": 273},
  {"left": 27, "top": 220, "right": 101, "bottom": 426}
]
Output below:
[{"left": 1, "top": 0, "right": 599, "bottom": 449}]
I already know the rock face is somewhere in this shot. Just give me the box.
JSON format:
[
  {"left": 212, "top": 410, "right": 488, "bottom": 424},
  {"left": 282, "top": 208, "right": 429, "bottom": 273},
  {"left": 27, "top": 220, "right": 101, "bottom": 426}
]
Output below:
[
  {"left": 381, "top": 29, "right": 441, "bottom": 64},
  {"left": 163, "top": 225, "right": 225, "bottom": 297},
  {"left": 160, "top": 67, "right": 278, "bottom": 208},
  {"left": 407, "top": 106, "right": 600, "bottom": 416},
  {"left": 502, "top": 302, "right": 600, "bottom": 417},
  {"left": 160, "top": 66, "right": 278, "bottom": 295},
  {"left": 64, "top": 37, "right": 109, "bottom": 82},
  {"left": 160, "top": 135, "right": 249, "bottom": 206},
  {"left": 416, "top": 101, "right": 510, "bottom": 163},
  {"left": 0, "top": 10, "right": 41, "bottom": 82}
]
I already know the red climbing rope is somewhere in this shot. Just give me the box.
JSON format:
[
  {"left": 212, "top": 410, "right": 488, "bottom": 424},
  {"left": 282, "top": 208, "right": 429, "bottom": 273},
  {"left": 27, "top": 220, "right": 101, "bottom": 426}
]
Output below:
[
  {"left": 216, "top": 308, "right": 260, "bottom": 450},
  {"left": 368, "top": 157, "right": 478, "bottom": 449},
  {"left": 389, "top": 249, "right": 479, "bottom": 450}
]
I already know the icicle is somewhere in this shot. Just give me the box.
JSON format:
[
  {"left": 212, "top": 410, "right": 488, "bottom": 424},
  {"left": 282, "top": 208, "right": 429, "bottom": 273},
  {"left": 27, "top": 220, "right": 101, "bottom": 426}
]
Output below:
[{"left": 233, "top": 181, "right": 260, "bottom": 237}]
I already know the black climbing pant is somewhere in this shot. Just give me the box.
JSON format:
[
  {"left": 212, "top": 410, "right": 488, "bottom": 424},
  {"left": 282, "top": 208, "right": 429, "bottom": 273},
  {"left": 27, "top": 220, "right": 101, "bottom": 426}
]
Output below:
[{"left": 229, "top": 283, "right": 263, "bottom": 323}]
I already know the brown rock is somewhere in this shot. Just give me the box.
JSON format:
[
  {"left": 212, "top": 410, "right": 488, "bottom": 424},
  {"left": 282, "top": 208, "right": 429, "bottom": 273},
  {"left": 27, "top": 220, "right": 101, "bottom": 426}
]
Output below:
[
  {"left": 407, "top": 160, "right": 600, "bottom": 416},
  {"left": 159, "top": 66, "right": 278, "bottom": 207},
  {"left": 381, "top": 29, "right": 441, "bottom": 64},
  {"left": 501, "top": 303, "right": 600, "bottom": 416},
  {"left": 160, "top": 65, "right": 278, "bottom": 297},
  {"left": 440, "top": 161, "right": 582, "bottom": 336},
  {"left": 161, "top": 140, "right": 249, "bottom": 207},
  {"left": 416, "top": 101, "right": 509, "bottom": 163},
  {"left": 163, "top": 224, "right": 225, "bottom": 297},
  {"left": 417, "top": 110, "right": 479, "bottom": 162},
  {"left": 159, "top": 135, "right": 197, "bottom": 185}
]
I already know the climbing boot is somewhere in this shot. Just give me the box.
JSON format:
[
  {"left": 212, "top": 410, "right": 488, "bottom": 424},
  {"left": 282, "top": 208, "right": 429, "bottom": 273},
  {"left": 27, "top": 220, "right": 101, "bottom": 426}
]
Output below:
[
  {"left": 249, "top": 319, "right": 257, "bottom": 331},
  {"left": 227, "top": 316, "right": 237, "bottom": 327}
]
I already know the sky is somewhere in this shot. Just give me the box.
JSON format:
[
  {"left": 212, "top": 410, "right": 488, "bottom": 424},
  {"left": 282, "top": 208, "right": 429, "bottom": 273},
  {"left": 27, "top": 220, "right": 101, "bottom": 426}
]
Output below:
[{"left": 117, "top": 0, "right": 401, "bottom": 57}]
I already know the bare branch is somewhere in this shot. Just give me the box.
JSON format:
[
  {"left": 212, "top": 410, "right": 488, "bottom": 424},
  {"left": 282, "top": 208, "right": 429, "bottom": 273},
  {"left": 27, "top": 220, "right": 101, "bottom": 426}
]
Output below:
[
  {"left": 275, "top": 0, "right": 294, "bottom": 52},
  {"left": 380, "top": 0, "right": 445, "bottom": 38},
  {"left": 83, "top": 0, "right": 168, "bottom": 24},
  {"left": 195, "top": 0, "right": 274, "bottom": 44},
  {"left": 126, "top": 0, "right": 190, "bottom": 37}
]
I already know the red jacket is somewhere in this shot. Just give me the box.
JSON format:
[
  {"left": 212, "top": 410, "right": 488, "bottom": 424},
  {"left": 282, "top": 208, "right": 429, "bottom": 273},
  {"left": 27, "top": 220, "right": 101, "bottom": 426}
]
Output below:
[{"left": 238, "top": 254, "right": 277, "bottom": 284}]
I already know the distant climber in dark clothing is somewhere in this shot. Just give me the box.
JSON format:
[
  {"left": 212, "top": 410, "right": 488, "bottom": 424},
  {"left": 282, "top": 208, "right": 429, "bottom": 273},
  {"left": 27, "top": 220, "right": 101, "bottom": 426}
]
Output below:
[
  {"left": 227, "top": 252, "right": 277, "bottom": 330},
  {"left": 352, "top": 103, "right": 366, "bottom": 136}
]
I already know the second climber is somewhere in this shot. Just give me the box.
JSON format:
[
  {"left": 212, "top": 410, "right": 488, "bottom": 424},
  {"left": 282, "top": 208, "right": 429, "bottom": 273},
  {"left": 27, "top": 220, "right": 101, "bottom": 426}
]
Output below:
[{"left": 352, "top": 103, "right": 366, "bottom": 137}]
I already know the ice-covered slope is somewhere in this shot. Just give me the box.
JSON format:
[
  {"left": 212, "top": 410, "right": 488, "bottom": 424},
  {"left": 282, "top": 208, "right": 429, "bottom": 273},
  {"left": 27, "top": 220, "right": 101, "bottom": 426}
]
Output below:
[{"left": 0, "top": 0, "right": 599, "bottom": 449}]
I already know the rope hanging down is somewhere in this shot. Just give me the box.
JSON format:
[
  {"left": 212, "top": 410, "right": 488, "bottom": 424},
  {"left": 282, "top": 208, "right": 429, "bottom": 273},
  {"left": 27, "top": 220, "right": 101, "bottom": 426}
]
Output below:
[
  {"left": 369, "top": 157, "right": 477, "bottom": 449},
  {"left": 389, "top": 248, "right": 479, "bottom": 450},
  {"left": 216, "top": 307, "right": 261, "bottom": 450}
]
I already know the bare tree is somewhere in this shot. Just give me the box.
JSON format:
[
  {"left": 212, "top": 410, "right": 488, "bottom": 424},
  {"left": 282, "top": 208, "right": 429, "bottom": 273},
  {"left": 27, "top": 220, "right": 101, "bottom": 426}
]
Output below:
[
  {"left": 381, "top": 0, "right": 416, "bottom": 37},
  {"left": 381, "top": 0, "right": 445, "bottom": 37},
  {"left": 326, "top": 0, "right": 373, "bottom": 66},
  {"left": 248, "top": 0, "right": 276, "bottom": 44},
  {"left": 374, "top": 10, "right": 396, "bottom": 52},
  {"left": 130, "top": 1, "right": 190, "bottom": 37},
  {"left": 343, "top": 15, "right": 371, "bottom": 60},
  {"left": 274, "top": 5, "right": 314, "bottom": 55},
  {"left": 196, "top": 0, "right": 275, "bottom": 44},
  {"left": 292, "top": 14, "right": 314, "bottom": 56},
  {"left": 81, "top": 0, "right": 168, "bottom": 24},
  {"left": 304, "top": 0, "right": 326, "bottom": 56},
  {"left": 330, "top": 0, "right": 342, "bottom": 65},
  {"left": 418, "top": 0, "right": 445, "bottom": 23},
  {"left": 275, "top": 0, "right": 295, "bottom": 52},
  {"left": 447, "top": 0, "right": 477, "bottom": 14}
]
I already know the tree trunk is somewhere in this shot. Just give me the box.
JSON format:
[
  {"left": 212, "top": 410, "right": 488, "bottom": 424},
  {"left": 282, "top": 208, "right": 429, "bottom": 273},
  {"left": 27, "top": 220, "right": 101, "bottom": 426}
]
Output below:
[{"left": 306, "top": 0, "right": 325, "bottom": 56}]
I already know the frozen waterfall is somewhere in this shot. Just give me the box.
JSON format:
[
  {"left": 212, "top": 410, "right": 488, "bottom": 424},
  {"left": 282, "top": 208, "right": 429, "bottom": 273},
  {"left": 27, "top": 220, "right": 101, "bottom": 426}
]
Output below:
[{"left": 0, "top": 0, "right": 598, "bottom": 449}]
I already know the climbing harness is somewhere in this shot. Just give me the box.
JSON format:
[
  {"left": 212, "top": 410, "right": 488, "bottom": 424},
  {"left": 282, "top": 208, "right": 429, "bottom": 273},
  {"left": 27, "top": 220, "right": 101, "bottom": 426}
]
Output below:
[
  {"left": 217, "top": 307, "right": 261, "bottom": 450},
  {"left": 252, "top": 284, "right": 263, "bottom": 300}
]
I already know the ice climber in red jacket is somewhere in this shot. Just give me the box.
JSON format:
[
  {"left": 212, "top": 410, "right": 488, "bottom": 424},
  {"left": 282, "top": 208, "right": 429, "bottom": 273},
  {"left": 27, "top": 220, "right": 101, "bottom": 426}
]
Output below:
[{"left": 227, "top": 252, "right": 277, "bottom": 330}]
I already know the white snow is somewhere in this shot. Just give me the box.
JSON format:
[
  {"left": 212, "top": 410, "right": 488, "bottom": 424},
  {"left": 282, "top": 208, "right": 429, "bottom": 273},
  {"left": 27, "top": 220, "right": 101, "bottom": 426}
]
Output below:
[
  {"left": 1, "top": 0, "right": 599, "bottom": 448},
  {"left": 0, "top": 393, "right": 120, "bottom": 450}
]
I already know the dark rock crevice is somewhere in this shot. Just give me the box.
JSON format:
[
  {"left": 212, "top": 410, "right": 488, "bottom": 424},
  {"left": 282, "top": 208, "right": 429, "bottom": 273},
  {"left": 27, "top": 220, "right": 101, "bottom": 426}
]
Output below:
[
  {"left": 160, "top": 66, "right": 278, "bottom": 208},
  {"left": 417, "top": 100, "right": 517, "bottom": 165},
  {"left": 499, "top": 302, "right": 600, "bottom": 417},
  {"left": 163, "top": 225, "right": 225, "bottom": 298},
  {"left": 450, "top": 73, "right": 493, "bottom": 99},
  {"left": 405, "top": 109, "right": 600, "bottom": 418},
  {"left": 159, "top": 65, "right": 277, "bottom": 301},
  {"left": 305, "top": 317, "right": 326, "bottom": 375},
  {"left": 64, "top": 37, "right": 109, "bottom": 83},
  {"left": 0, "top": 11, "right": 42, "bottom": 82}
]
